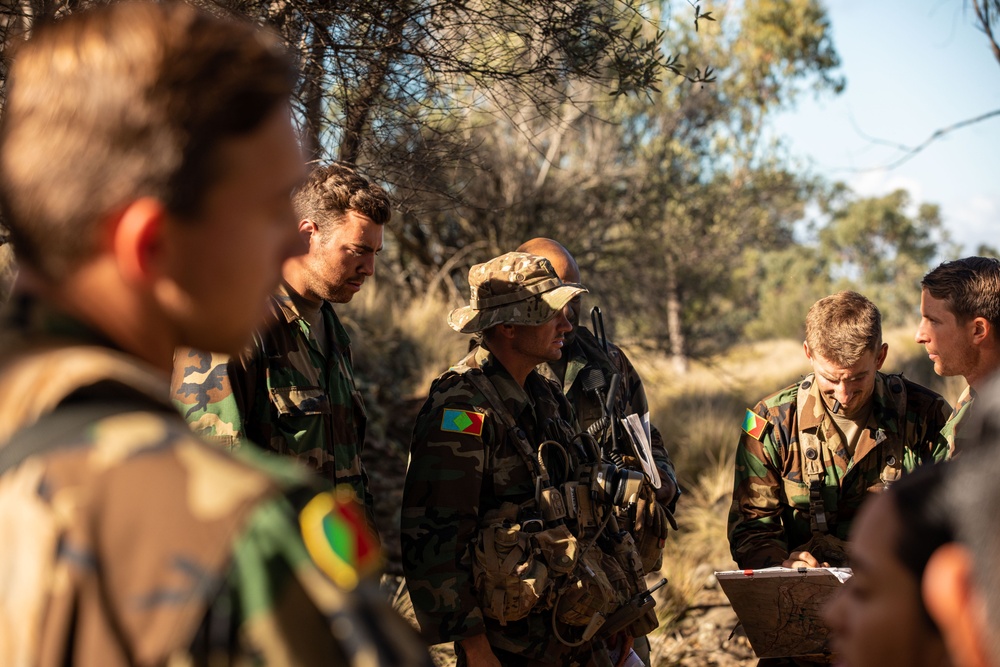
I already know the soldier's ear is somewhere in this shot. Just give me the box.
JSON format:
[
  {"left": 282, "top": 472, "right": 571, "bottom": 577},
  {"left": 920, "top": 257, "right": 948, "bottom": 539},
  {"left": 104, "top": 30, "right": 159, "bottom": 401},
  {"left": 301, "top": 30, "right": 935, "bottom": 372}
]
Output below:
[
  {"left": 923, "top": 543, "right": 991, "bottom": 667},
  {"left": 298, "top": 219, "right": 317, "bottom": 246},
  {"left": 111, "top": 197, "right": 168, "bottom": 284},
  {"left": 971, "top": 317, "right": 991, "bottom": 346},
  {"left": 875, "top": 343, "right": 888, "bottom": 369},
  {"left": 497, "top": 323, "right": 516, "bottom": 340},
  {"left": 803, "top": 341, "right": 812, "bottom": 361}
]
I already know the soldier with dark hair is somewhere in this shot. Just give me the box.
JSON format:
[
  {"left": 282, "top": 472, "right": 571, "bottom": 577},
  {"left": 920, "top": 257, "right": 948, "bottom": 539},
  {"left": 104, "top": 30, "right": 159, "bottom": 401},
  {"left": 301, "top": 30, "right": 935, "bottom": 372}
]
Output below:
[
  {"left": 172, "top": 161, "right": 391, "bottom": 533},
  {"left": 729, "top": 291, "right": 950, "bottom": 572},
  {"left": 403, "top": 252, "right": 656, "bottom": 666},
  {"left": 0, "top": 4, "right": 428, "bottom": 664},
  {"left": 916, "top": 256, "right": 1000, "bottom": 455}
]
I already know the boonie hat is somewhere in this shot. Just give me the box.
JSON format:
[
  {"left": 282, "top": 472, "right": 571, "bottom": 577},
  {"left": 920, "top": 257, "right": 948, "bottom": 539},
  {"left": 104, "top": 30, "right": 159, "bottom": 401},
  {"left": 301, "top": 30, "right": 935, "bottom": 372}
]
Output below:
[{"left": 448, "top": 251, "right": 587, "bottom": 334}]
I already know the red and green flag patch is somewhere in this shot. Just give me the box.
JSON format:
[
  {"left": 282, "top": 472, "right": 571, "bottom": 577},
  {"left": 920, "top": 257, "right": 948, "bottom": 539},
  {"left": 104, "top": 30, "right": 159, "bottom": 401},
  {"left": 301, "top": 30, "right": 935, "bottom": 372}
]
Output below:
[
  {"left": 300, "top": 486, "right": 381, "bottom": 590},
  {"left": 441, "top": 408, "right": 485, "bottom": 436},
  {"left": 742, "top": 409, "right": 768, "bottom": 441}
]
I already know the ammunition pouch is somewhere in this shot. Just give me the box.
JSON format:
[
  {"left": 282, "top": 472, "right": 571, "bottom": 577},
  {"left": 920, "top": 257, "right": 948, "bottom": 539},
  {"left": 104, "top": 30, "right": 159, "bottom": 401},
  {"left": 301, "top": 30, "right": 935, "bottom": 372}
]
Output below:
[
  {"left": 554, "top": 548, "right": 618, "bottom": 626},
  {"left": 473, "top": 505, "right": 552, "bottom": 625}
]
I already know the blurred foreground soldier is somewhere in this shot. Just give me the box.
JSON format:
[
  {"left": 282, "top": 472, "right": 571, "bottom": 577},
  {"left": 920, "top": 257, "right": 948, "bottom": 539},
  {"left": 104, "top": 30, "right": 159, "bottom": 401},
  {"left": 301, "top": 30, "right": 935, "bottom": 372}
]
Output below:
[
  {"left": 729, "top": 291, "right": 950, "bottom": 571},
  {"left": 517, "top": 238, "right": 678, "bottom": 664},
  {"left": 923, "top": 375, "right": 1000, "bottom": 667},
  {"left": 173, "top": 162, "right": 390, "bottom": 533},
  {"left": 915, "top": 257, "right": 1000, "bottom": 455},
  {"left": 402, "top": 252, "right": 661, "bottom": 666},
  {"left": 0, "top": 4, "right": 429, "bottom": 665}
]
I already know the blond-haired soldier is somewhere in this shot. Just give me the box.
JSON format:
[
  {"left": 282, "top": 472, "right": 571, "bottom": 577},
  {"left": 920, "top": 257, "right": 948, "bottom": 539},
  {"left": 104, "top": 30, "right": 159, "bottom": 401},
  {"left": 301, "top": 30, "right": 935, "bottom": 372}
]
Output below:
[{"left": 728, "top": 291, "right": 950, "bottom": 571}]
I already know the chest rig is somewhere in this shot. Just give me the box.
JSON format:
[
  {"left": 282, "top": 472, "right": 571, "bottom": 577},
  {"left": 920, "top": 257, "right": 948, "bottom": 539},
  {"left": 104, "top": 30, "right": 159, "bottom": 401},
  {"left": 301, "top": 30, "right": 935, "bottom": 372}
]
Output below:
[
  {"left": 795, "top": 373, "right": 907, "bottom": 536},
  {"left": 463, "top": 370, "right": 655, "bottom": 645}
]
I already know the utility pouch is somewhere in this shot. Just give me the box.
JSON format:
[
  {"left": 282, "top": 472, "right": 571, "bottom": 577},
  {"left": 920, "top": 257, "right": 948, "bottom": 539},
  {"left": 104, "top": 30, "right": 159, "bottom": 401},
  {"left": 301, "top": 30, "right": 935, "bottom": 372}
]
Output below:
[
  {"left": 554, "top": 549, "right": 617, "bottom": 626},
  {"left": 473, "top": 504, "right": 550, "bottom": 625},
  {"left": 534, "top": 524, "right": 579, "bottom": 575}
]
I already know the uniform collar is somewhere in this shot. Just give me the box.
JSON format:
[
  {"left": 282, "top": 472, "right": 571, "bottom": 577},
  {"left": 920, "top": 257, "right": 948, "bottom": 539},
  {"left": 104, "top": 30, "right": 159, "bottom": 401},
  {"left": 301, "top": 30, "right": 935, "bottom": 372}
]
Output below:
[
  {"left": 476, "top": 344, "right": 534, "bottom": 418},
  {"left": 1, "top": 291, "right": 123, "bottom": 351},
  {"left": 273, "top": 281, "right": 349, "bottom": 348}
]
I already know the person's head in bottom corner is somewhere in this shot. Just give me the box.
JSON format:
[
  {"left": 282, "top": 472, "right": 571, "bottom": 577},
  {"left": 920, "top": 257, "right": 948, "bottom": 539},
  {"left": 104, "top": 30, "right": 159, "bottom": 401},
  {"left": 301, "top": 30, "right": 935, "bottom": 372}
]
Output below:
[{"left": 823, "top": 463, "right": 953, "bottom": 667}]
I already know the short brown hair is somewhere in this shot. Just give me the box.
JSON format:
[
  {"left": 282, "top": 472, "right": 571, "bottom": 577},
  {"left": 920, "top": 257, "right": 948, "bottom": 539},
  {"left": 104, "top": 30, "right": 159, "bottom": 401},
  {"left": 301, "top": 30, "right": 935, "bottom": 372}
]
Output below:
[
  {"left": 293, "top": 162, "right": 391, "bottom": 236},
  {"left": 921, "top": 257, "right": 1000, "bottom": 333},
  {"left": 805, "top": 291, "right": 882, "bottom": 367},
  {"left": 0, "top": 2, "right": 296, "bottom": 280}
]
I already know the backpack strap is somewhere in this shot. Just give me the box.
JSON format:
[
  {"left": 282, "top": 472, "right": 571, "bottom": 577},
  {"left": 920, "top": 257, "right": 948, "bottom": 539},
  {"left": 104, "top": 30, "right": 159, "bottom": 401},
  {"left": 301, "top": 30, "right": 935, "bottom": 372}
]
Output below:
[
  {"left": 0, "top": 396, "right": 171, "bottom": 477},
  {"left": 465, "top": 369, "right": 550, "bottom": 485},
  {"left": 796, "top": 375, "right": 830, "bottom": 535}
]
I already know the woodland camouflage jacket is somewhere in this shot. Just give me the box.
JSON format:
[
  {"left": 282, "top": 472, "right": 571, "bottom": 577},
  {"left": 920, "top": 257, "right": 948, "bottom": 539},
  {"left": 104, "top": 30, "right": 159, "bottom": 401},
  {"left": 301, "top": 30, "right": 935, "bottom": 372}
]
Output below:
[
  {"left": 172, "top": 281, "right": 376, "bottom": 532},
  {"left": 0, "top": 294, "right": 429, "bottom": 667},
  {"left": 728, "top": 372, "right": 951, "bottom": 569},
  {"left": 402, "top": 346, "right": 616, "bottom": 663}
]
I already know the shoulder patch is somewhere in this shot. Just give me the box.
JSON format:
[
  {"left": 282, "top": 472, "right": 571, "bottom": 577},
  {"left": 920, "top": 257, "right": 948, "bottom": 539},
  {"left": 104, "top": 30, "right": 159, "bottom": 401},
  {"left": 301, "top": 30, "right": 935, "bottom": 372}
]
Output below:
[
  {"left": 300, "top": 486, "right": 381, "bottom": 590},
  {"left": 441, "top": 408, "right": 485, "bottom": 436},
  {"left": 741, "top": 409, "right": 769, "bottom": 441}
]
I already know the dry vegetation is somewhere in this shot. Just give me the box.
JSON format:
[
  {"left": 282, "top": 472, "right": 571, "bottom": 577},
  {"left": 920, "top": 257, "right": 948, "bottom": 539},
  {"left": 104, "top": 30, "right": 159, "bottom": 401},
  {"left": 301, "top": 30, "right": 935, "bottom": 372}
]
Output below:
[{"left": 345, "top": 286, "right": 964, "bottom": 666}]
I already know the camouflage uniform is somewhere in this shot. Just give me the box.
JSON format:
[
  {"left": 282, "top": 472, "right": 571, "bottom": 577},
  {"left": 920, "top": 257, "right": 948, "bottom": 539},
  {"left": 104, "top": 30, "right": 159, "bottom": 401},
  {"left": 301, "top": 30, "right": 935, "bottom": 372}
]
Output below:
[
  {"left": 939, "top": 385, "right": 976, "bottom": 456},
  {"left": 402, "top": 345, "right": 612, "bottom": 665},
  {"left": 0, "top": 294, "right": 430, "bottom": 666},
  {"left": 403, "top": 252, "right": 649, "bottom": 667},
  {"left": 172, "top": 281, "right": 376, "bottom": 532},
  {"left": 728, "top": 372, "right": 950, "bottom": 569},
  {"left": 539, "top": 325, "right": 679, "bottom": 510}
]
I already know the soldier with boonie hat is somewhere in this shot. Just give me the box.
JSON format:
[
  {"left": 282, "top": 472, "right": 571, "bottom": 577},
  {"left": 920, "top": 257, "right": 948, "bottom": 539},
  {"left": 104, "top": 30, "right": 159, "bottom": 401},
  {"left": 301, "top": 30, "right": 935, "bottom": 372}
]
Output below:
[
  {"left": 447, "top": 251, "right": 588, "bottom": 333},
  {"left": 404, "top": 252, "right": 657, "bottom": 666}
]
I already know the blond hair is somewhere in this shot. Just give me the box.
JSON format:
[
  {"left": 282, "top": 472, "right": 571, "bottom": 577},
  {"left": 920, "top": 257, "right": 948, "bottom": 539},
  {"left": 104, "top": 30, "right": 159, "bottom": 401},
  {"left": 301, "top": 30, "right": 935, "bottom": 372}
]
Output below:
[{"left": 805, "top": 291, "right": 882, "bottom": 367}]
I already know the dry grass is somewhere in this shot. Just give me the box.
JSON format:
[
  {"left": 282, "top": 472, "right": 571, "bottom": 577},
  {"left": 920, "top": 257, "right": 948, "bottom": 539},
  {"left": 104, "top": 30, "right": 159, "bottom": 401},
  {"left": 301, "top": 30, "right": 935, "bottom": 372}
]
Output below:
[{"left": 349, "top": 292, "right": 966, "bottom": 665}]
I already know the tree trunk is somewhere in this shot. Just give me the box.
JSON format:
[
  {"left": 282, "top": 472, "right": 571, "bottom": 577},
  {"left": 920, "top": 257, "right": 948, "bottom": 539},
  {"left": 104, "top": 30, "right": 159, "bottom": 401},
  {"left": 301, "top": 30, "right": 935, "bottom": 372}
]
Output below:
[{"left": 665, "top": 256, "right": 688, "bottom": 375}]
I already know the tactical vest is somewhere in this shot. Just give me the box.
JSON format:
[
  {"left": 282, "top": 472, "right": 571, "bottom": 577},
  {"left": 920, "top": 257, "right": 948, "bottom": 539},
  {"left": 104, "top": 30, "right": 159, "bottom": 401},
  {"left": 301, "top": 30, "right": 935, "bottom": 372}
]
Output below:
[
  {"left": 463, "top": 369, "right": 655, "bottom": 645},
  {"left": 795, "top": 373, "right": 907, "bottom": 537}
]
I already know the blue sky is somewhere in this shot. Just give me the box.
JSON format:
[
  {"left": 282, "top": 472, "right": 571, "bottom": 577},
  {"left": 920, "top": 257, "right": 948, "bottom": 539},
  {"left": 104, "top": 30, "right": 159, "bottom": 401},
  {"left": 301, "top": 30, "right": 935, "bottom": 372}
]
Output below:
[{"left": 772, "top": 0, "right": 1000, "bottom": 255}]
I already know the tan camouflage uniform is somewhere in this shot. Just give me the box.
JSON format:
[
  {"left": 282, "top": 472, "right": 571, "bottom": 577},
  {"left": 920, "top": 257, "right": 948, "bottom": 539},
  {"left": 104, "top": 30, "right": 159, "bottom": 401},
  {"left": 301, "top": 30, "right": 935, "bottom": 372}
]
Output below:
[
  {"left": 0, "top": 294, "right": 430, "bottom": 666},
  {"left": 172, "top": 281, "right": 377, "bottom": 533},
  {"left": 728, "top": 372, "right": 951, "bottom": 569}
]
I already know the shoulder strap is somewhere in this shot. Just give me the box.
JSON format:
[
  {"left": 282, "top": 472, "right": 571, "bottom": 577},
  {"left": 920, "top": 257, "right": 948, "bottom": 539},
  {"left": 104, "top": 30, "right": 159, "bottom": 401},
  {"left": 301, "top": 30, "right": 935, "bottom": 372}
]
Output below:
[
  {"left": 795, "top": 375, "right": 830, "bottom": 535},
  {"left": 0, "top": 397, "right": 170, "bottom": 477},
  {"left": 464, "top": 369, "right": 549, "bottom": 484}
]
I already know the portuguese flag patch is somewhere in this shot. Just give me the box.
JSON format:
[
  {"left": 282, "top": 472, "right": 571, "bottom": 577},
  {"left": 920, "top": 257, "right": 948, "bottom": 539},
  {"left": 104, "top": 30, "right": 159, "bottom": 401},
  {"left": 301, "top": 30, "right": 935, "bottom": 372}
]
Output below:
[
  {"left": 300, "top": 486, "right": 381, "bottom": 590},
  {"left": 441, "top": 408, "right": 485, "bottom": 436},
  {"left": 742, "top": 409, "right": 768, "bottom": 440}
]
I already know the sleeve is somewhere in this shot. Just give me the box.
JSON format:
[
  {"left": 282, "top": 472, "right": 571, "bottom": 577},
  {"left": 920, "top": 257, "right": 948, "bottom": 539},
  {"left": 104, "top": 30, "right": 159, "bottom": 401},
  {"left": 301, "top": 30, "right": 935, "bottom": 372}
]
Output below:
[
  {"left": 171, "top": 348, "right": 251, "bottom": 450},
  {"left": 727, "top": 403, "right": 790, "bottom": 569},
  {"left": 195, "top": 494, "right": 431, "bottom": 666},
  {"left": 400, "top": 392, "right": 489, "bottom": 645}
]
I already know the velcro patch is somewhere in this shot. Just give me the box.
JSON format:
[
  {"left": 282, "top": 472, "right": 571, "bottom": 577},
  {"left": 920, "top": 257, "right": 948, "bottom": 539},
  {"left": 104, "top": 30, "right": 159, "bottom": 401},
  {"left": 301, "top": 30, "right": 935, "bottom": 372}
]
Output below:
[
  {"left": 441, "top": 408, "right": 485, "bottom": 436},
  {"left": 299, "top": 486, "right": 381, "bottom": 590},
  {"left": 741, "top": 409, "right": 769, "bottom": 441}
]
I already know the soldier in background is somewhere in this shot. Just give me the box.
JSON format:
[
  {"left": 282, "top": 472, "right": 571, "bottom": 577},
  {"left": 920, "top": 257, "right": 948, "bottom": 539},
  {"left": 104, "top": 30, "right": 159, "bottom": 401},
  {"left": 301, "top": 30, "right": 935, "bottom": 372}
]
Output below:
[
  {"left": 0, "top": 3, "right": 428, "bottom": 664},
  {"left": 924, "top": 374, "right": 1000, "bottom": 667},
  {"left": 729, "top": 291, "right": 950, "bottom": 572},
  {"left": 173, "top": 162, "right": 390, "bottom": 533},
  {"left": 915, "top": 256, "right": 1000, "bottom": 455},
  {"left": 403, "top": 252, "right": 656, "bottom": 666},
  {"left": 517, "top": 237, "right": 678, "bottom": 665}
]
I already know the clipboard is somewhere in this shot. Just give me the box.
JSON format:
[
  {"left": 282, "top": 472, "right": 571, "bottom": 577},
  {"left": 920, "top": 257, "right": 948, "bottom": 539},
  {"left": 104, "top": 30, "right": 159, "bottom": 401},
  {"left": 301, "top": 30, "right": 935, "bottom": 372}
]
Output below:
[{"left": 715, "top": 567, "right": 852, "bottom": 658}]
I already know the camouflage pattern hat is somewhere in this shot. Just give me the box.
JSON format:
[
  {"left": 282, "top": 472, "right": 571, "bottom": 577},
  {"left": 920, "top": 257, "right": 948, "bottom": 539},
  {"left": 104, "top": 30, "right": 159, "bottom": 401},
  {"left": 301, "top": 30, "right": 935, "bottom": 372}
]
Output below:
[{"left": 448, "top": 252, "right": 587, "bottom": 334}]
